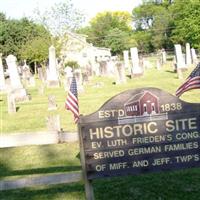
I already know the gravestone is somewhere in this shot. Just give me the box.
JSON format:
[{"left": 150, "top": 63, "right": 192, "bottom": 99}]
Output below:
[
  {"left": 107, "top": 59, "right": 115, "bottom": 77},
  {"left": 63, "top": 66, "right": 73, "bottom": 91},
  {"left": 38, "top": 84, "right": 45, "bottom": 95},
  {"left": 6, "top": 55, "right": 29, "bottom": 101},
  {"left": 74, "top": 69, "right": 84, "bottom": 93},
  {"left": 161, "top": 49, "right": 167, "bottom": 64},
  {"left": 38, "top": 67, "right": 45, "bottom": 82},
  {"left": 48, "top": 95, "right": 57, "bottom": 111},
  {"left": 99, "top": 61, "right": 108, "bottom": 76},
  {"left": 22, "top": 60, "right": 31, "bottom": 80},
  {"left": 47, "top": 45, "right": 60, "bottom": 87},
  {"left": 115, "top": 61, "right": 126, "bottom": 84},
  {"left": 123, "top": 50, "right": 130, "bottom": 74},
  {"left": 130, "top": 47, "right": 143, "bottom": 77},
  {"left": 185, "top": 43, "right": 192, "bottom": 67},
  {"left": 191, "top": 48, "right": 198, "bottom": 65},
  {"left": 156, "top": 59, "right": 161, "bottom": 70},
  {"left": 46, "top": 115, "right": 61, "bottom": 132},
  {"left": 28, "top": 75, "right": 35, "bottom": 87},
  {"left": 0, "top": 53, "right": 6, "bottom": 91},
  {"left": 7, "top": 92, "right": 16, "bottom": 114},
  {"left": 6, "top": 55, "right": 23, "bottom": 89},
  {"left": 174, "top": 44, "right": 186, "bottom": 79},
  {"left": 142, "top": 58, "right": 153, "bottom": 69}
]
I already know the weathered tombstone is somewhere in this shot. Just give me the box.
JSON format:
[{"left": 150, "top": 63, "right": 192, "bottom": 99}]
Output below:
[
  {"left": 38, "top": 67, "right": 45, "bottom": 82},
  {"left": 82, "top": 70, "right": 89, "bottom": 84},
  {"left": 156, "top": 59, "right": 161, "bottom": 70},
  {"left": 174, "top": 44, "right": 186, "bottom": 79},
  {"left": 161, "top": 49, "right": 167, "bottom": 64},
  {"left": 28, "top": 75, "right": 35, "bottom": 87},
  {"left": 6, "top": 55, "right": 29, "bottom": 101},
  {"left": 142, "top": 58, "right": 153, "bottom": 69},
  {"left": 63, "top": 66, "right": 73, "bottom": 91},
  {"left": 48, "top": 95, "right": 57, "bottom": 111},
  {"left": 47, "top": 45, "right": 60, "bottom": 87},
  {"left": 46, "top": 114, "right": 61, "bottom": 132},
  {"left": 92, "top": 61, "right": 100, "bottom": 76},
  {"left": 115, "top": 61, "right": 126, "bottom": 84},
  {"left": 38, "top": 84, "right": 45, "bottom": 95},
  {"left": 74, "top": 69, "right": 84, "bottom": 93},
  {"left": 7, "top": 92, "right": 16, "bottom": 114},
  {"left": 78, "top": 87, "right": 200, "bottom": 199},
  {"left": 123, "top": 50, "right": 130, "bottom": 73},
  {"left": 6, "top": 55, "right": 23, "bottom": 89},
  {"left": 107, "top": 59, "right": 115, "bottom": 77},
  {"left": 22, "top": 60, "right": 31, "bottom": 81},
  {"left": 185, "top": 43, "right": 192, "bottom": 67},
  {"left": 0, "top": 53, "right": 6, "bottom": 91},
  {"left": 191, "top": 48, "right": 198, "bottom": 65},
  {"left": 99, "top": 61, "right": 107, "bottom": 76},
  {"left": 130, "top": 47, "right": 143, "bottom": 77}
]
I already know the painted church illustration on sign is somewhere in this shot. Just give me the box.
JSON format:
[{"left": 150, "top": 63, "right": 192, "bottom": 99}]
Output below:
[{"left": 124, "top": 91, "right": 160, "bottom": 116}]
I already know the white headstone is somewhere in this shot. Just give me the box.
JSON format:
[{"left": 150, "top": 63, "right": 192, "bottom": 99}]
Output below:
[
  {"left": 191, "top": 48, "right": 198, "bottom": 64},
  {"left": 6, "top": 55, "right": 29, "bottom": 101},
  {"left": 48, "top": 95, "right": 57, "bottom": 111},
  {"left": 130, "top": 47, "right": 143, "bottom": 76},
  {"left": 161, "top": 49, "right": 167, "bottom": 64},
  {"left": 74, "top": 69, "right": 84, "bottom": 93},
  {"left": 7, "top": 92, "right": 16, "bottom": 114},
  {"left": 185, "top": 43, "right": 192, "bottom": 66},
  {"left": 6, "top": 55, "right": 23, "bottom": 89},
  {"left": 123, "top": 50, "right": 130, "bottom": 70},
  {"left": 46, "top": 114, "right": 61, "bottom": 132},
  {"left": 47, "top": 45, "right": 59, "bottom": 87},
  {"left": 156, "top": 59, "right": 161, "bottom": 70},
  {"left": 115, "top": 61, "right": 126, "bottom": 84},
  {"left": 0, "top": 53, "right": 6, "bottom": 90},
  {"left": 63, "top": 66, "right": 73, "bottom": 91},
  {"left": 174, "top": 44, "right": 186, "bottom": 69}
]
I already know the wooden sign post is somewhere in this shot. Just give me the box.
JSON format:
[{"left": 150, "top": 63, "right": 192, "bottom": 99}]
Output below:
[{"left": 78, "top": 87, "right": 200, "bottom": 199}]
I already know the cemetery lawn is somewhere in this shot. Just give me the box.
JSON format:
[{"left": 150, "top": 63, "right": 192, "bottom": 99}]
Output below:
[{"left": 0, "top": 63, "right": 200, "bottom": 200}]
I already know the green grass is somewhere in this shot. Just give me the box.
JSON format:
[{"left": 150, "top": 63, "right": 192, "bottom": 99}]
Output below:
[{"left": 0, "top": 61, "right": 200, "bottom": 200}]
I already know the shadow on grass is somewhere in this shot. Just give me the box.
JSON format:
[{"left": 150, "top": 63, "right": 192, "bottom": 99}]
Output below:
[
  {"left": 165, "top": 70, "right": 176, "bottom": 74},
  {"left": 0, "top": 162, "right": 12, "bottom": 178}
]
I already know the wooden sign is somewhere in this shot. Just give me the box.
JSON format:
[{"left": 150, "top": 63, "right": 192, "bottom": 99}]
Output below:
[{"left": 78, "top": 88, "right": 200, "bottom": 181}]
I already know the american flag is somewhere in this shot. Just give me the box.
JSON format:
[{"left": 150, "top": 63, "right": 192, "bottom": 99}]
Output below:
[
  {"left": 176, "top": 62, "right": 200, "bottom": 97},
  {"left": 65, "top": 76, "right": 79, "bottom": 123}
]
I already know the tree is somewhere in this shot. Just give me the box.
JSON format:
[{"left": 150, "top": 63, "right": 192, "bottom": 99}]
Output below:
[
  {"left": 0, "top": 14, "right": 51, "bottom": 61},
  {"left": 78, "top": 11, "right": 134, "bottom": 55},
  {"left": 132, "top": 0, "right": 172, "bottom": 51},
  {"left": 104, "top": 28, "right": 136, "bottom": 55},
  {"left": 19, "top": 36, "right": 51, "bottom": 64},
  {"left": 170, "top": 0, "right": 200, "bottom": 49},
  {"left": 132, "top": 0, "right": 200, "bottom": 52},
  {"left": 33, "top": 0, "right": 85, "bottom": 36}
]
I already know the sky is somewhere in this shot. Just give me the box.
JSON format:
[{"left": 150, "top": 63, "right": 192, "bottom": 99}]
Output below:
[{"left": 0, "top": 0, "right": 142, "bottom": 23}]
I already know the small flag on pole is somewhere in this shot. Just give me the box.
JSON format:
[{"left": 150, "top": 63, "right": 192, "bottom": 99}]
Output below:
[
  {"left": 65, "top": 76, "right": 79, "bottom": 123},
  {"left": 176, "top": 63, "right": 200, "bottom": 97}
]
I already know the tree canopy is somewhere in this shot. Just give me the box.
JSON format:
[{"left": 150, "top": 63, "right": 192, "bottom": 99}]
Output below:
[
  {"left": 78, "top": 11, "right": 136, "bottom": 55},
  {"left": 0, "top": 13, "right": 51, "bottom": 64},
  {"left": 132, "top": 0, "right": 200, "bottom": 52}
]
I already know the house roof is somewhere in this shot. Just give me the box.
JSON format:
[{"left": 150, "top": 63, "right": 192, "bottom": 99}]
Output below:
[{"left": 124, "top": 91, "right": 158, "bottom": 106}]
